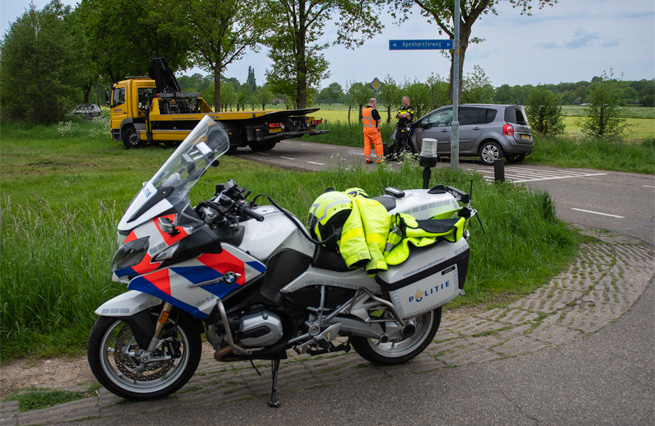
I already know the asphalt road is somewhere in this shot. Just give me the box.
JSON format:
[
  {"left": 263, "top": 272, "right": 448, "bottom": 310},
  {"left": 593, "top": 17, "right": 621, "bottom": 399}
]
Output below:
[{"left": 235, "top": 140, "right": 655, "bottom": 246}]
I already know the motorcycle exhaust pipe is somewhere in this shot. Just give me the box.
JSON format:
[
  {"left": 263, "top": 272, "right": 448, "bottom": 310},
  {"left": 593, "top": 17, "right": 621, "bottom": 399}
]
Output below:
[
  {"left": 401, "top": 323, "right": 416, "bottom": 338},
  {"left": 214, "top": 345, "right": 232, "bottom": 361}
]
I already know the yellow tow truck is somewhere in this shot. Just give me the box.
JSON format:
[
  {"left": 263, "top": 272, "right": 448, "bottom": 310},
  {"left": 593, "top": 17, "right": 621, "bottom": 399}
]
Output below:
[{"left": 109, "top": 58, "right": 327, "bottom": 151}]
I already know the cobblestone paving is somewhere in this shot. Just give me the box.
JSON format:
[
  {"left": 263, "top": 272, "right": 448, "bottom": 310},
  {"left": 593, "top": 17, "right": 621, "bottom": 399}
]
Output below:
[{"left": 2, "top": 228, "right": 653, "bottom": 425}]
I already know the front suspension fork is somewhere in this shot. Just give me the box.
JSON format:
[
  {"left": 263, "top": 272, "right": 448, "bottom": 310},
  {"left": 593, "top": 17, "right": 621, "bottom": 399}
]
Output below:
[{"left": 146, "top": 302, "right": 173, "bottom": 352}]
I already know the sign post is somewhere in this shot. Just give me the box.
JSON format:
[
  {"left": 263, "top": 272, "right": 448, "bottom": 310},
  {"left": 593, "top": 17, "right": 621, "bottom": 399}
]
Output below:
[
  {"left": 451, "top": 0, "right": 460, "bottom": 171},
  {"left": 370, "top": 77, "right": 383, "bottom": 98}
]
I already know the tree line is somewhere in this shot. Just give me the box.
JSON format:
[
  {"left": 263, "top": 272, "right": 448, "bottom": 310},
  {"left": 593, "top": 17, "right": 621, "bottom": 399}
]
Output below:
[
  {"left": 178, "top": 63, "right": 654, "bottom": 131},
  {"left": 2, "top": 0, "right": 571, "bottom": 125}
]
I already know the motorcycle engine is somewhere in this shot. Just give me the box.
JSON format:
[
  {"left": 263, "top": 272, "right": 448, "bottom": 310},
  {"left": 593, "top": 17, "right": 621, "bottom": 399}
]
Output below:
[{"left": 206, "top": 310, "right": 284, "bottom": 349}]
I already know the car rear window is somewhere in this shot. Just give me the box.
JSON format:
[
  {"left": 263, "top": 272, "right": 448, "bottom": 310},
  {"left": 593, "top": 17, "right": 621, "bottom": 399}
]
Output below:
[
  {"left": 504, "top": 106, "right": 528, "bottom": 125},
  {"left": 485, "top": 109, "right": 497, "bottom": 123}
]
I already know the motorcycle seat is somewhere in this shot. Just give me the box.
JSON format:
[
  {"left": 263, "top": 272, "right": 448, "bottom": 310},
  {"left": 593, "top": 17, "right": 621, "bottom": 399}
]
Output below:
[
  {"left": 312, "top": 244, "right": 350, "bottom": 272},
  {"left": 371, "top": 195, "right": 396, "bottom": 212}
]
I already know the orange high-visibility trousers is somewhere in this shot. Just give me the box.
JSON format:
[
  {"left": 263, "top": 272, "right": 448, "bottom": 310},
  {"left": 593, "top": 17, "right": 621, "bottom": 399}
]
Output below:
[{"left": 364, "top": 127, "right": 384, "bottom": 163}]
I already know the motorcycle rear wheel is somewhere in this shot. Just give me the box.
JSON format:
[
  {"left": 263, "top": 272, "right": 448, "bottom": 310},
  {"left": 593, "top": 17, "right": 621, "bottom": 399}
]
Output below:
[
  {"left": 351, "top": 308, "right": 441, "bottom": 365},
  {"left": 87, "top": 313, "right": 201, "bottom": 401}
]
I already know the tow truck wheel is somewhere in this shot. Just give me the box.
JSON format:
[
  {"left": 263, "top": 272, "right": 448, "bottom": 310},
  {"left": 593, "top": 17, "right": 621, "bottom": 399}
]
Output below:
[
  {"left": 122, "top": 126, "right": 144, "bottom": 149},
  {"left": 249, "top": 141, "right": 277, "bottom": 152}
]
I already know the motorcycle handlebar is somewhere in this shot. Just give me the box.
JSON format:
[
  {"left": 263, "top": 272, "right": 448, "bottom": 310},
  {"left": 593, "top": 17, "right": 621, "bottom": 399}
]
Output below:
[{"left": 238, "top": 201, "right": 264, "bottom": 222}]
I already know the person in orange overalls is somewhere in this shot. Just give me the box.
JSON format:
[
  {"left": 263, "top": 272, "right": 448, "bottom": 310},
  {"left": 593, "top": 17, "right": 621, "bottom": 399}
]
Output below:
[{"left": 362, "top": 98, "right": 385, "bottom": 164}]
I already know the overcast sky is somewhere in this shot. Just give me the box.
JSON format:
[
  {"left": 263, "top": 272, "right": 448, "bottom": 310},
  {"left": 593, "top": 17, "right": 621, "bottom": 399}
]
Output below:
[{"left": 2, "top": 0, "right": 654, "bottom": 89}]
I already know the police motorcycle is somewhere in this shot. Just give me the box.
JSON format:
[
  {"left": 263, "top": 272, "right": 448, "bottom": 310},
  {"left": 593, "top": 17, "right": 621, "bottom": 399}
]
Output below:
[{"left": 87, "top": 115, "right": 477, "bottom": 407}]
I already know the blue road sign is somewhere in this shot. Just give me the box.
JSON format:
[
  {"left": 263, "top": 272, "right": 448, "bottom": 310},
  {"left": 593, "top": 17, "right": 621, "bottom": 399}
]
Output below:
[{"left": 389, "top": 39, "right": 453, "bottom": 50}]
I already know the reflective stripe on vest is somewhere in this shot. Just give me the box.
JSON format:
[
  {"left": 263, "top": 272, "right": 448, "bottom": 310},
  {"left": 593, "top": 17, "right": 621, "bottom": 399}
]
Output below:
[{"left": 362, "top": 107, "right": 376, "bottom": 128}]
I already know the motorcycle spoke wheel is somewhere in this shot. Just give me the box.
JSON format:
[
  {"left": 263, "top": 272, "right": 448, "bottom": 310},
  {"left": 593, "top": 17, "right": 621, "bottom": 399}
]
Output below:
[
  {"left": 87, "top": 313, "right": 201, "bottom": 401},
  {"left": 351, "top": 308, "right": 441, "bottom": 365}
]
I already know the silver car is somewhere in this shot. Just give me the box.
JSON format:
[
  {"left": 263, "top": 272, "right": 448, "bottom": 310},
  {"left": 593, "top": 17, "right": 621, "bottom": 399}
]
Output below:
[{"left": 393, "top": 104, "right": 534, "bottom": 165}]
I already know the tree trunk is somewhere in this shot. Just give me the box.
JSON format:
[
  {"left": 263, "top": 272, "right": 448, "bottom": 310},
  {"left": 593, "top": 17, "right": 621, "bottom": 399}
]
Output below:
[
  {"left": 213, "top": 64, "right": 221, "bottom": 112},
  {"left": 448, "top": 38, "right": 467, "bottom": 104},
  {"left": 295, "top": 2, "right": 308, "bottom": 109}
]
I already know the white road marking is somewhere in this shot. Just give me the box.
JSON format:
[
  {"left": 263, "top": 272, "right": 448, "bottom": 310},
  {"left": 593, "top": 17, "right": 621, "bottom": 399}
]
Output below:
[
  {"left": 472, "top": 168, "right": 608, "bottom": 183},
  {"left": 307, "top": 161, "right": 325, "bottom": 166},
  {"left": 643, "top": 185, "right": 655, "bottom": 189},
  {"left": 571, "top": 208, "right": 624, "bottom": 219},
  {"left": 512, "top": 173, "right": 607, "bottom": 183},
  {"left": 280, "top": 157, "right": 295, "bottom": 161},
  {"left": 256, "top": 152, "right": 271, "bottom": 156}
]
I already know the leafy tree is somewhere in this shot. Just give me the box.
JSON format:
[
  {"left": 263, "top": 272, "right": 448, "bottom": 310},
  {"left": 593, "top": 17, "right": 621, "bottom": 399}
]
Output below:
[
  {"left": 578, "top": 70, "right": 627, "bottom": 139},
  {"left": 494, "top": 84, "right": 516, "bottom": 104},
  {"left": 255, "top": 85, "right": 273, "bottom": 110},
  {"left": 236, "top": 83, "right": 253, "bottom": 111},
  {"left": 344, "top": 82, "right": 373, "bottom": 123},
  {"left": 378, "top": 75, "right": 401, "bottom": 123},
  {"left": 265, "top": 0, "right": 384, "bottom": 109},
  {"left": 462, "top": 64, "right": 494, "bottom": 103},
  {"left": 526, "top": 85, "right": 564, "bottom": 135},
  {"left": 78, "top": 0, "right": 189, "bottom": 83},
  {"left": 153, "top": 0, "right": 269, "bottom": 110},
  {"left": 220, "top": 81, "right": 237, "bottom": 111},
  {"left": 426, "top": 73, "right": 449, "bottom": 109},
  {"left": 405, "top": 80, "right": 431, "bottom": 118},
  {"left": 0, "top": 1, "right": 87, "bottom": 124},
  {"left": 638, "top": 79, "right": 655, "bottom": 107},
  {"left": 247, "top": 66, "right": 257, "bottom": 91},
  {"left": 317, "top": 82, "right": 344, "bottom": 105},
  {"left": 389, "top": 0, "right": 557, "bottom": 102}
]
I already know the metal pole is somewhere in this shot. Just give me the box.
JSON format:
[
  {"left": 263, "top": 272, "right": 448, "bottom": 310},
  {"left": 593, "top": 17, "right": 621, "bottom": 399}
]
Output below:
[{"left": 450, "top": 0, "right": 460, "bottom": 171}]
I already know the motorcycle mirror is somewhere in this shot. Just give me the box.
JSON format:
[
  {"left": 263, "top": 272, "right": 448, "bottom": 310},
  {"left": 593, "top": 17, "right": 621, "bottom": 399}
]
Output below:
[{"left": 158, "top": 217, "right": 179, "bottom": 236}]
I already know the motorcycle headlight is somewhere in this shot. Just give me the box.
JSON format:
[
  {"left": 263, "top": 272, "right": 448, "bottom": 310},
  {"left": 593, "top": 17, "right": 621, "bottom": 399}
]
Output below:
[
  {"left": 112, "top": 237, "right": 149, "bottom": 272},
  {"left": 152, "top": 243, "right": 180, "bottom": 261}
]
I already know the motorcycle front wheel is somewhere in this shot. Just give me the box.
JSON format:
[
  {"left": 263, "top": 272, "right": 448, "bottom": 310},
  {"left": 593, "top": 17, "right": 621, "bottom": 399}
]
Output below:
[
  {"left": 351, "top": 307, "right": 441, "bottom": 365},
  {"left": 87, "top": 312, "right": 201, "bottom": 401}
]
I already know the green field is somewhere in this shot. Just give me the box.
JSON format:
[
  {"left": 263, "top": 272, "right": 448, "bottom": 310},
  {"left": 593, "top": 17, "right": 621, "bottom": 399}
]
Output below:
[{"left": 310, "top": 105, "right": 655, "bottom": 140}]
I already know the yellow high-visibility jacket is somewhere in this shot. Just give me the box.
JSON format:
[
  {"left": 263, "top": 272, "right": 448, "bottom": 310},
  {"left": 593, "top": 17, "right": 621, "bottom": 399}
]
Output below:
[
  {"left": 338, "top": 195, "right": 390, "bottom": 274},
  {"left": 321, "top": 190, "right": 465, "bottom": 275}
]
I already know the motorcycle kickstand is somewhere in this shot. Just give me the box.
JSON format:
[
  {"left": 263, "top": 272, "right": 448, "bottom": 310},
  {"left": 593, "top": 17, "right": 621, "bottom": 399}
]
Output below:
[{"left": 268, "top": 358, "right": 281, "bottom": 408}]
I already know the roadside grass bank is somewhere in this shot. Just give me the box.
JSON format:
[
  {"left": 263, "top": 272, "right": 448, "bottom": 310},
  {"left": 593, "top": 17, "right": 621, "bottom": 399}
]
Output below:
[
  {"left": 1, "top": 118, "right": 579, "bottom": 362},
  {"left": 301, "top": 121, "right": 655, "bottom": 175}
]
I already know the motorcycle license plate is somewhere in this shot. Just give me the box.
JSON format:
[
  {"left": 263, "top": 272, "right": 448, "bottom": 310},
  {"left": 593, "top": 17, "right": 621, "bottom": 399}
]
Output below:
[{"left": 389, "top": 265, "right": 459, "bottom": 318}]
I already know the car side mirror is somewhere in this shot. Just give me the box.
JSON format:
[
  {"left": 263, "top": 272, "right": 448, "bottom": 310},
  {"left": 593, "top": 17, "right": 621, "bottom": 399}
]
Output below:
[{"left": 420, "top": 122, "right": 430, "bottom": 129}]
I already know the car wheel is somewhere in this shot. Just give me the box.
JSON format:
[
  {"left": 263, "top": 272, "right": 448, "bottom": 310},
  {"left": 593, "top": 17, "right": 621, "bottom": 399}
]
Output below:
[
  {"left": 122, "top": 126, "right": 143, "bottom": 149},
  {"left": 505, "top": 153, "right": 526, "bottom": 164},
  {"left": 479, "top": 141, "right": 503, "bottom": 166}
]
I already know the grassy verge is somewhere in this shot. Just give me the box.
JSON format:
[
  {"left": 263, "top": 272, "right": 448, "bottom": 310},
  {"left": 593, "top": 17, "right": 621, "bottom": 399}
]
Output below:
[
  {"left": 1, "top": 118, "right": 579, "bottom": 361},
  {"left": 301, "top": 121, "right": 654, "bottom": 175},
  {"left": 528, "top": 136, "right": 654, "bottom": 174}
]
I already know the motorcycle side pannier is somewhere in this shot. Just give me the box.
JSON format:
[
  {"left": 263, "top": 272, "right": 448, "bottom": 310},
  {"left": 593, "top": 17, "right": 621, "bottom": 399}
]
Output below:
[{"left": 375, "top": 238, "right": 470, "bottom": 319}]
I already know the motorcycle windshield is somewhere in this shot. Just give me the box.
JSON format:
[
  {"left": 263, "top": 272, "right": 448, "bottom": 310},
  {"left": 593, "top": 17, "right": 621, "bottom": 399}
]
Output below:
[{"left": 118, "top": 115, "right": 230, "bottom": 232}]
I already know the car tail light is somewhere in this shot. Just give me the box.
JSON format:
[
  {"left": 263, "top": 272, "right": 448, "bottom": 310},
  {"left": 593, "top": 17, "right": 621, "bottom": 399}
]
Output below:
[
  {"left": 503, "top": 123, "right": 514, "bottom": 135},
  {"left": 268, "top": 122, "right": 281, "bottom": 129}
]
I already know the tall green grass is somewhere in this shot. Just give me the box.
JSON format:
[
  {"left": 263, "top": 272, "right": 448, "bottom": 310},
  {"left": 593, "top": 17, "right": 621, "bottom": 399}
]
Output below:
[
  {"left": 303, "top": 121, "right": 655, "bottom": 174},
  {"left": 529, "top": 135, "right": 654, "bottom": 174},
  {"left": 1, "top": 118, "right": 580, "bottom": 361}
]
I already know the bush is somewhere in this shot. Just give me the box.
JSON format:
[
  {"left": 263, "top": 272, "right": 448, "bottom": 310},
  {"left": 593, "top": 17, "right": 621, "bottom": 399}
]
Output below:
[{"left": 526, "top": 86, "right": 565, "bottom": 135}]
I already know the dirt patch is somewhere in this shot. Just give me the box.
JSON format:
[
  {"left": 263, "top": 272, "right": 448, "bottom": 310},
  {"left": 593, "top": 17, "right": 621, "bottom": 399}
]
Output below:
[{"left": 0, "top": 355, "right": 94, "bottom": 400}]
